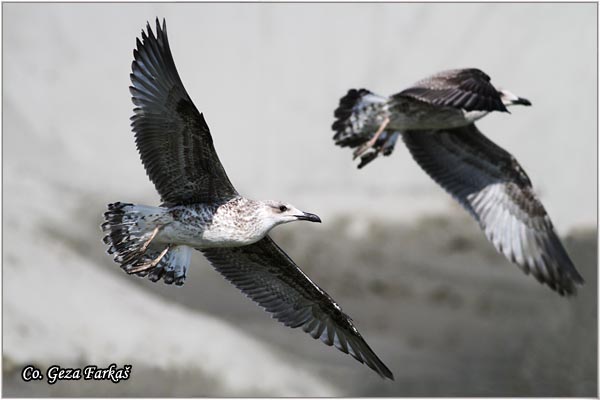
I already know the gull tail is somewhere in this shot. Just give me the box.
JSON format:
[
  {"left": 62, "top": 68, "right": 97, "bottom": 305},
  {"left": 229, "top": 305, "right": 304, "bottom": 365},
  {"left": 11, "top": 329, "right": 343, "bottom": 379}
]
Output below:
[
  {"left": 101, "top": 202, "right": 191, "bottom": 286},
  {"left": 331, "top": 89, "right": 399, "bottom": 168}
]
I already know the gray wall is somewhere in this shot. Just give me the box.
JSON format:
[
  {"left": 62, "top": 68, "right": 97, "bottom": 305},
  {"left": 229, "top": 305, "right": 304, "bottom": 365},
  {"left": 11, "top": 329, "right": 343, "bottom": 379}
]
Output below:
[{"left": 4, "top": 3, "right": 597, "bottom": 231}]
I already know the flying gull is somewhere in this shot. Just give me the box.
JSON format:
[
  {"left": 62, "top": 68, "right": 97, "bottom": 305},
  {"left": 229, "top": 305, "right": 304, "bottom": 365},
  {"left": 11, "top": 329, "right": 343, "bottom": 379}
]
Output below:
[
  {"left": 102, "top": 19, "right": 393, "bottom": 380},
  {"left": 331, "top": 68, "right": 583, "bottom": 295}
]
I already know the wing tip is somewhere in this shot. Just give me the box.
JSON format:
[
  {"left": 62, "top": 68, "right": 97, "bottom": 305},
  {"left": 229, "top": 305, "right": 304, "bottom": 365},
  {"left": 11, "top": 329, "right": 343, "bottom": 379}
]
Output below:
[
  {"left": 381, "top": 365, "right": 395, "bottom": 380},
  {"left": 152, "top": 16, "right": 167, "bottom": 39},
  {"left": 558, "top": 273, "right": 585, "bottom": 297},
  {"left": 520, "top": 256, "right": 584, "bottom": 297},
  {"left": 140, "top": 17, "right": 168, "bottom": 46}
]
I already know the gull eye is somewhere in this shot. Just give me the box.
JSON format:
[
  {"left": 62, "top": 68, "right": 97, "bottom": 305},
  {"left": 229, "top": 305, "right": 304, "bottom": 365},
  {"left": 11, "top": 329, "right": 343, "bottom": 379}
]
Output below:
[{"left": 279, "top": 205, "right": 288, "bottom": 212}]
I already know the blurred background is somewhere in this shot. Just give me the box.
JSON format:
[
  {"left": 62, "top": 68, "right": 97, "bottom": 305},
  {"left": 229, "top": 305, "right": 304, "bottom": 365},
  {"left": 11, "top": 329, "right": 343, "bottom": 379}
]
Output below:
[{"left": 3, "top": 3, "right": 597, "bottom": 396}]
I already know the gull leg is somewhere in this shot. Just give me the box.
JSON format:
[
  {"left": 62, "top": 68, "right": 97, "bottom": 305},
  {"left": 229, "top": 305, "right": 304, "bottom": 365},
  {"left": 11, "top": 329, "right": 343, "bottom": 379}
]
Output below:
[
  {"left": 128, "top": 245, "right": 171, "bottom": 274},
  {"left": 353, "top": 117, "right": 390, "bottom": 159},
  {"left": 140, "top": 226, "right": 160, "bottom": 253}
]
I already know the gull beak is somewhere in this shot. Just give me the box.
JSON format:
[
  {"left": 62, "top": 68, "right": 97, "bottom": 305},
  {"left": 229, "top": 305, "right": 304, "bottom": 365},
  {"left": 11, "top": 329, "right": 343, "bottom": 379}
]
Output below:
[
  {"left": 514, "top": 97, "right": 532, "bottom": 106},
  {"left": 499, "top": 89, "right": 532, "bottom": 108},
  {"left": 295, "top": 212, "right": 322, "bottom": 223}
]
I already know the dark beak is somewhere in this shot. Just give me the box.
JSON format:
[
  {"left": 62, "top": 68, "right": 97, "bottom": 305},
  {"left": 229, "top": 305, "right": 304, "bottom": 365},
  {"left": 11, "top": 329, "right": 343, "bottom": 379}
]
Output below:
[
  {"left": 295, "top": 212, "right": 322, "bottom": 223},
  {"left": 514, "top": 97, "right": 532, "bottom": 106}
]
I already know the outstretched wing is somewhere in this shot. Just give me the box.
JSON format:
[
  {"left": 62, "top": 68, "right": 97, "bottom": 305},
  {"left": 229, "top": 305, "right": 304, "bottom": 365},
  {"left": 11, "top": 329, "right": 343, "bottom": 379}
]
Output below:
[
  {"left": 402, "top": 124, "right": 583, "bottom": 295},
  {"left": 395, "top": 68, "right": 507, "bottom": 112},
  {"left": 201, "top": 236, "right": 394, "bottom": 379},
  {"left": 130, "top": 19, "right": 238, "bottom": 205}
]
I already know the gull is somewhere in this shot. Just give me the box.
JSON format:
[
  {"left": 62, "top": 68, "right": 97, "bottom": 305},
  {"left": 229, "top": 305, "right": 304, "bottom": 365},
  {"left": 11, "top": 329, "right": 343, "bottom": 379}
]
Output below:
[
  {"left": 101, "top": 19, "right": 393, "bottom": 380},
  {"left": 332, "top": 68, "right": 583, "bottom": 295}
]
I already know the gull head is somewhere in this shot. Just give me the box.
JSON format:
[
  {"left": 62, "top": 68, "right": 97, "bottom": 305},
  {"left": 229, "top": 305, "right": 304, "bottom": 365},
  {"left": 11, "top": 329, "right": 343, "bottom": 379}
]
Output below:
[
  {"left": 498, "top": 88, "right": 532, "bottom": 107},
  {"left": 256, "top": 200, "right": 321, "bottom": 231}
]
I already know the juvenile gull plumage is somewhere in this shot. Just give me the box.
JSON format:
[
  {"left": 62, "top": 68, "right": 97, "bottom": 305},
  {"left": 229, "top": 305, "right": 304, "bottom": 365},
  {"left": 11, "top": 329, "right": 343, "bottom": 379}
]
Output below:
[
  {"left": 332, "top": 68, "right": 583, "bottom": 295},
  {"left": 102, "top": 19, "right": 393, "bottom": 380}
]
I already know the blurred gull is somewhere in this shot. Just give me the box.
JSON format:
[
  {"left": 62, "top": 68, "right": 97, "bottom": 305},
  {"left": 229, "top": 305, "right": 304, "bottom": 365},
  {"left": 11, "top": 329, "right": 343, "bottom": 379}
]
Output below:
[
  {"left": 332, "top": 68, "right": 583, "bottom": 295},
  {"left": 102, "top": 18, "right": 393, "bottom": 380}
]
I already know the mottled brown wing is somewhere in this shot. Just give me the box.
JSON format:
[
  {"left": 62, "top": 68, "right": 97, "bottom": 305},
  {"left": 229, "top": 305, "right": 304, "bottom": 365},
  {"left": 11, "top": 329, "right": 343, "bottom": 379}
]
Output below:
[
  {"left": 402, "top": 124, "right": 583, "bottom": 295},
  {"left": 395, "top": 68, "right": 507, "bottom": 112},
  {"left": 130, "top": 19, "right": 238, "bottom": 205},
  {"left": 200, "top": 236, "right": 394, "bottom": 379}
]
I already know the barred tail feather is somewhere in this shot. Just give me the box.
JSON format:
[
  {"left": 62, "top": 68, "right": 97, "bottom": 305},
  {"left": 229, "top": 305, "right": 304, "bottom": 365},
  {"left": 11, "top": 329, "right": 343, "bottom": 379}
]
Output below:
[
  {"left": 332, "top": 89, "right": 401, "bottom": 168},
  {"left": 101, "top": 202, "right": 191, "bottom": 286},
  {"left": 137, "top": 245, "right": 191, "bottom": 285},
  {"left": 332, "top": 89, "right": 390, "bottom": 148}
]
